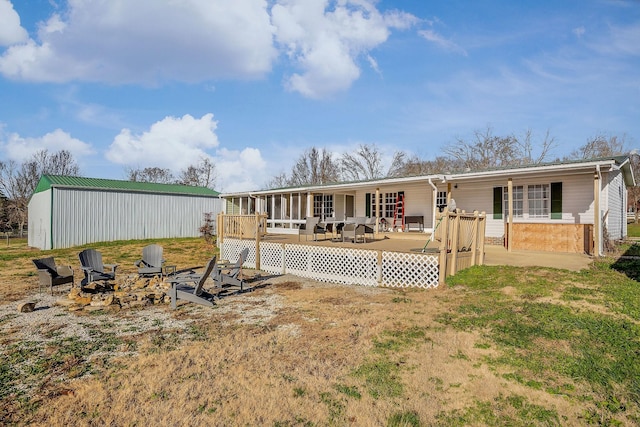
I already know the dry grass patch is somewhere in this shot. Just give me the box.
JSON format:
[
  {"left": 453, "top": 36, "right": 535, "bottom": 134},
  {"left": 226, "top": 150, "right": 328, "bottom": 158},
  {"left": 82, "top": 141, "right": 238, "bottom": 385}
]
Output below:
[{"left": 3, "top": 239, "right": 640, "bottom": 425}]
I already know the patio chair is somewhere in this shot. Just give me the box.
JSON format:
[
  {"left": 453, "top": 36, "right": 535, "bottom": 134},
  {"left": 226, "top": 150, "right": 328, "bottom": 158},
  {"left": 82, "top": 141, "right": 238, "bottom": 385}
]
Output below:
[
  {"left": 341, "top": 222, "right": 366, "bottom": 243},
  {"left": 78, "top": 249, "right": 118, "bottom": 287},
  {"left": 363, "top": 217, "right": 377, "bottom": 239},
  {"left": 298, "top": 217, "right": 327, "bottom": 241},
  {"left": 135, "top": 244, "right": 165, "bottom": 277},
  {"left": 167, "top": 256, "right": 217, "bottom": 309},
  {"left": 214, "top": 248, "right": 249, "bottom": 291},
  {"left": 32, "top": 257, "right": 75, "bottom": 295}
]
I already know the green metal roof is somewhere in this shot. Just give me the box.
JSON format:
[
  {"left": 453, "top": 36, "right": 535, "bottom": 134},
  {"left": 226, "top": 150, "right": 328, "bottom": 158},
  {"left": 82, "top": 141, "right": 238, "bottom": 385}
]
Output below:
[{"left": 33, "top": 175, "right": 220, "bottom": 197}]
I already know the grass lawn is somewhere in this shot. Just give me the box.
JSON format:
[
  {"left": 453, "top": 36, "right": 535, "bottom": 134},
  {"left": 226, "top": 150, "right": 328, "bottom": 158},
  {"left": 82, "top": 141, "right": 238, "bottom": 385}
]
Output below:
[
  {"left": 1, "top": 238, "right": 639, "bottom": 426},
  {"left": 628, "top": 222, "right": 640, "bottom": 238}
]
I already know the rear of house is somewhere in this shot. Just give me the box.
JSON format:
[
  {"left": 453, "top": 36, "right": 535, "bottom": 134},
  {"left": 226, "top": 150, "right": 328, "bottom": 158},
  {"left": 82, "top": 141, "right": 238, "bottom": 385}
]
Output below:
[{"left": 220, "top": 156, "right": 635, "bottom": 256}]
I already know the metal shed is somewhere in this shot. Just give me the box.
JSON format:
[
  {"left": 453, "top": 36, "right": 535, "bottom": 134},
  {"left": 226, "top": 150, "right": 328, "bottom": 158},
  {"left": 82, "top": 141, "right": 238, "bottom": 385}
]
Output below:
[{"left": 28, "top": 175, "right": 221, "bottom": 250}]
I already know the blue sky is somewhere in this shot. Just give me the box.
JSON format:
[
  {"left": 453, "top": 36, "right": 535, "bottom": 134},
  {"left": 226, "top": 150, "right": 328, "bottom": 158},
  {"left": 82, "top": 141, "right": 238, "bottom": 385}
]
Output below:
[{"left": 1, "top": 0, "right": 639, "bottom": 192}]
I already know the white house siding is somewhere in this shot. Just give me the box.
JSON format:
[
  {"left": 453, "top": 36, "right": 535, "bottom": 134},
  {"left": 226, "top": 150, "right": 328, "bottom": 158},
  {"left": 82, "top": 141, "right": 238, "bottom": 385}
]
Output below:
[
  {"left": 354, "top": 182, "right": 434, "bottom": 227},
  {"left": 28, "top": 190, "right": 52, "bottom": 249},
  {"left": 50, "top": 188, "right": 220, "bottom": 249},
  {"left": 449, "top": 172, "right": 597, "bottom": 241},
  {"left": 605, "top": 170, "right": 626, "bottom": 240}
]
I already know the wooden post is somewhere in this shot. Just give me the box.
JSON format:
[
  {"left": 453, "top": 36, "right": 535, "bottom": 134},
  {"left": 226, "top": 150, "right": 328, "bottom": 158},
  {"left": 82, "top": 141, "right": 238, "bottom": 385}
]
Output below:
[
  {"left": 594, "top": 172, "right": 601, "bottom": 255},
  {"left": 217, "top": 213, "right": 224, "bottom": 247},
  {"left": 477, "top": 212, "right": 486, "bottom": 265},
  {"left": 449, "top": 211, "right": 460, "bottom": 276},
  {"left": 255, "top": 212, "right": 261, "bottom": 271},
  {"left": 438, "top": 211, "right": 449, "bottom": 286},
  {"left": 507, "top": 178, "right": 513, "bottom": 252},
  {"left": 470, "top": 210, "right": 479, "bottom": 266},
  {"left": 377, "top": 250, "right": 383, "bottom": 285}
]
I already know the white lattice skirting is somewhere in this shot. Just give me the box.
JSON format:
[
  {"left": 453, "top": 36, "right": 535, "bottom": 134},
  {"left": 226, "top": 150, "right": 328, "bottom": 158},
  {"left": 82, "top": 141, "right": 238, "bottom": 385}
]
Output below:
[{"left": 220, "top": 238, "right": 439, "bottom": 288}]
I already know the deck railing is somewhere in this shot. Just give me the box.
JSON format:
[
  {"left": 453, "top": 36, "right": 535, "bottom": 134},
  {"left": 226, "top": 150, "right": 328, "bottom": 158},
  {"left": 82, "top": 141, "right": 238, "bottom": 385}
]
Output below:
[
  {"left": 433, "top": 209, "right": 486, "bottom": 278},
  {"left": 217, "top": 210, "right": 486, "bottom": 288},
  {"left": 217, "top": 213, "right": 268, "bottom": 241}
]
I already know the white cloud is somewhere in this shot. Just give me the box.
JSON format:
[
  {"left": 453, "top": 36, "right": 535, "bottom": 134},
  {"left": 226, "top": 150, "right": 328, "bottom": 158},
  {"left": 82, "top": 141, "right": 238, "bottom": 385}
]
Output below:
[
  {"left": 0, "top": 0, "right": 28, "bottom": 46},
  {"left": 418, "top": 29, "right": 467, "bottom": 56},
  {"left": 573, "top": 26, "right": 586, "bottom": 38},
  {"left": 105, "top": 113, "right": 220, "bottom": 170},
  {"left": 215, "top": 147, "right": 268, "bottom": 192},
  {"left": 0, "top": 0, "right": 277, "bottom": 83},
  {"left": 272, "top": 0, "right": 418, "bottom": 98},
  {"left": 1, "top": 128, "right": 94, "bottom": 162}
]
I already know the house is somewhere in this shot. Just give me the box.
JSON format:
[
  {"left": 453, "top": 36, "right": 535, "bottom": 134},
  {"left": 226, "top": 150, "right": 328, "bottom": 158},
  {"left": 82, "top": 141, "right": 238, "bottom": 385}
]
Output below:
[
  {"left": 28, "top": 175, "right": 221, "bottom": 250},
  {"left": 220, "top": 156, "right": 635, "bottom": 256}
]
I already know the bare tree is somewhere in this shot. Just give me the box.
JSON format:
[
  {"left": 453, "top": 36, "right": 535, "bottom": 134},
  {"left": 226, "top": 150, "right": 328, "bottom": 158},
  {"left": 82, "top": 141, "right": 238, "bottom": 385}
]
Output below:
[
  {"left": 126, "top": 166, "right": 174, "bottom": 184},
  {"left": 340, "top": 144, "right": 385, "bottom": 181},
  {"left": 444, "top": 127, "right": 555, "bottom": 171},
  {"left": 264, "top": 171, "right": 289, "bottom": 190},
  {"left": 519, "top": 129, "right": 557, "bottom": 164},
  {"left": 177, "top": 157, "right": 217, "bottom": 188},
  {"left": 570, "top": 133, "right": 629, "bottom": 159},
  {"left": 387, "top": 153, "right": 462, "bottom": 177},
  {"left": 288, "top": 147, "right": 340, "bottom": 186},
  {"left": 0, "top": 149, "right": 79, "bottom": 235}
]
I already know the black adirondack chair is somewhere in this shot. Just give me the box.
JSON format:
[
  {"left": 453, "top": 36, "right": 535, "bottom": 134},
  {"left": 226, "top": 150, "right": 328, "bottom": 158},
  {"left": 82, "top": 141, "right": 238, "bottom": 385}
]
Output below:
[{"left": 78, "top": 249, "right": 118, "bottom": 287}]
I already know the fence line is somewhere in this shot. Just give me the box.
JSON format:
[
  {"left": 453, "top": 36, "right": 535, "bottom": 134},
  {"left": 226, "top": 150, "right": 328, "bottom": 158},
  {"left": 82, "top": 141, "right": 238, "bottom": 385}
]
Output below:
[
  {"left": 217, "top": 210, "right": 485, "bottom": 288},
  {"left": 220, "top": 238, "right": 440, "bottom": 289}
]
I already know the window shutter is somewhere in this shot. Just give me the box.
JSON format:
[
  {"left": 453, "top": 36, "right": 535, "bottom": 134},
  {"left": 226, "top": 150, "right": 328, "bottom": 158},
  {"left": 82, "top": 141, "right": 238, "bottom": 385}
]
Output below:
[
  {"left": 551, "top": 182, "right": 562, "bottom": 219},
  {"left": 365, "top": 193, "right": 371, "bottom": 217},
  {"left": 493, "top": 187, "right": 503, "bottom": 219}
]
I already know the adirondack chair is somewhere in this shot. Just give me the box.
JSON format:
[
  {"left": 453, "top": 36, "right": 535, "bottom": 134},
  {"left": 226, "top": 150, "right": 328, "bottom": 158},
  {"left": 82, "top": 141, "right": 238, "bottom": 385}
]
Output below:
[
  {"left": 135, "top": 244, "right": 165, "bottom": 276},
  {"left": 167, "top": 256, "right": 217, "bottom": 309},
  {"left": 214, "top": 248, "right": 249, "bottom": 291},
  {"left": 78, "top": 249, "right": 118, "bottom": 287},
  {"left": 32, "top": 257, "right": 74, "bottom": 295}
]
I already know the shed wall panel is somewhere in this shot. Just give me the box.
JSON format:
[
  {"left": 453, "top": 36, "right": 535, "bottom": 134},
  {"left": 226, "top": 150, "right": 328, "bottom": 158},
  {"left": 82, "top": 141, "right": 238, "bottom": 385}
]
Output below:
[
  {"left": 27, "top": 190, "right": 52, "bottom": 250},
  {"left": 51, "top": 189, "right": 221, "bottom": 249}
]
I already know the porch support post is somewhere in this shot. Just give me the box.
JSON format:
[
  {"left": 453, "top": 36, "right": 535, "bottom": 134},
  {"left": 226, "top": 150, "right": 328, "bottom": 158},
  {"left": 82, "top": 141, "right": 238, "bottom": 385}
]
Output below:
[
  {"left": 375, "top": 187, "right": 380, "bottom": 237},
  {"left": 447, "top": 183, "right": 452, "bottom": 204},
  {"left": 507, "top": 178, "right": 513, "bottom": 252},
  {"left": 306, "top": 193, "right": 313, "bottom": 217}
]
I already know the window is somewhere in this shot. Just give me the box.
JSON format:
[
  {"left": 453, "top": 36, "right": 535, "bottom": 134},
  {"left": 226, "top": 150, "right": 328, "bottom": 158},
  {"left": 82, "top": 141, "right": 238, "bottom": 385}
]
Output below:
[
  {"left": 436, "top": 191, "right": 447, "bottom": 211},
  {"left": 503, "top": 186, "right": 524, "bottom": 218},
  {"left": 370, "top": 193, "right": 383, "bottom": 217},
  {"left": 494, "top": 182, "right": 562, "bottom": 220},
  {"left": 385, "top": 192, "right": 398, "bottom": 218},
  {"left": 313, "top": 194, "right": 333, "bottom": 218},
  {"left": 528, "top": 184, "right": 549, "bottom": 218}
]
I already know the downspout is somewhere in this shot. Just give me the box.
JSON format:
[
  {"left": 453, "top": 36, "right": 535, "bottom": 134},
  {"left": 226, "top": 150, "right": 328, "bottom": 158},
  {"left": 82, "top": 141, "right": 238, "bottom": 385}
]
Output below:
[{"left": 428, "top": 178, "right": 438, "bottom": 231}]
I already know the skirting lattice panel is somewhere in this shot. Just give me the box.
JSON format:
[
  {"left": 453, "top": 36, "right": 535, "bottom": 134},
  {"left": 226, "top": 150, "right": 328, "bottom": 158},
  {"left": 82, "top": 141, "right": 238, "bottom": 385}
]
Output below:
[
  {"left": 381, "top": 251, "right": 439, "bottom": 289},
  {"left": 285, "top": 244, "right": 379, "bottom": 286},
  {"left": 221, "top": 238, "right": 440, "bottom": 288}
]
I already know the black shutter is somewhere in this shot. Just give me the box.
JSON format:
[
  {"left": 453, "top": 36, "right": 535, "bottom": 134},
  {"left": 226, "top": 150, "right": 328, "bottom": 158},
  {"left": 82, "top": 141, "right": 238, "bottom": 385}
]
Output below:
[
  {"left": 365, "top": 193, "right": 371, "bottom": 217},
  {"left": 551, "top": 182, "right": 562, "bottom": 219},
  {"left": 493, "top": 187, "right": 503, "bottom": 219}
]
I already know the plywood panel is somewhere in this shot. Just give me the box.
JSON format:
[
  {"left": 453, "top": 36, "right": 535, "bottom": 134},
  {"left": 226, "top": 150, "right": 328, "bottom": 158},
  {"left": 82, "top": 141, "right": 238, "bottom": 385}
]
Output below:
[{"left": 508, "top": 223, "right": 593, "bottom": 254}]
